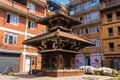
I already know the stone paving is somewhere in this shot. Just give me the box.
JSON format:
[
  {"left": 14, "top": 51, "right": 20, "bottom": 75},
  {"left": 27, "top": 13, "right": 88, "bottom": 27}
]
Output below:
[{"left": 0, "top": 73, "right": 119, "bottom": 80}]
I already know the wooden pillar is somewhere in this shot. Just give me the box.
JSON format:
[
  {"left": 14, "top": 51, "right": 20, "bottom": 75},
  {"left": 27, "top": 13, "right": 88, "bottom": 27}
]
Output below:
[
  {"left": 71, "top": 58, "right": 75, "bottom": 69},
  {"left": 58, "top": 54, "right": 64, "bottom": 69}
]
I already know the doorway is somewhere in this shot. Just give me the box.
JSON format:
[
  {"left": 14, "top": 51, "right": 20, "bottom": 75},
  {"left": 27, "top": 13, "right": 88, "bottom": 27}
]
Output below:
[{"left": 85, "top": 57, "right": 90, "bottom": 66}]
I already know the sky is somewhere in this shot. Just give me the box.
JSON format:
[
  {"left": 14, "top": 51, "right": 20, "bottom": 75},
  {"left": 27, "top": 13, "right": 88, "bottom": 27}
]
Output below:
[{"left": 57, "top": 0, "right": 69, "bottom": 5}]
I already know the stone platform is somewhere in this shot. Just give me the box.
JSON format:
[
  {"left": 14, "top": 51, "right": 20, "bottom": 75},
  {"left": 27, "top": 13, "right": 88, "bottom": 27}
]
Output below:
[{"left": 39, "top": 69, "right": 84, "bottom": 77}]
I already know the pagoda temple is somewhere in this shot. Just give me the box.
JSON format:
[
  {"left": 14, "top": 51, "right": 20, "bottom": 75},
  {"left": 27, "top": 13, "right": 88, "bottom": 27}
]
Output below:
[{"left": 23, "top": 12, "right": 95, "bottom": 77}]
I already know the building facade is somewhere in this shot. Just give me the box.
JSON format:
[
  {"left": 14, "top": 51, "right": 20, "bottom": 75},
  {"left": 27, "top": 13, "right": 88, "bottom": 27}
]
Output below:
[
  {"left": 101, "top": 0, "right": 120, "bottom": 70},
  {"left": 69, "top": 0, "right": 103, "bottom": 68},
  {"left": 0, "top": 0, "right": 46, "bottom": 72}
]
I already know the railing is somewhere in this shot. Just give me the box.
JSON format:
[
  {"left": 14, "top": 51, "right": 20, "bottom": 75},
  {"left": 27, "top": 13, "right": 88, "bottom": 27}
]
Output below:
[
  {"left": 70, "top": 0, "right": 83, "bottom": 5},
  {"left": 108, "top": 33, "right": 113, "bottom": 37},
  {"left": 110, "top": 48, "right": 114, "bottom": 52},
  {"left": 70, "top": 5, "right": 100, "bottom": 16},
  {"left": 0, "top": 0, "right": 29, "bottom": 13},
  {"left": 84, "top": 18, "right": 101, "bottom": 25},
  {"left": 118, "top": 32, "right": 120, "bottom": 35},
  {"left": 117, "top": 16, "right": 120, "bottom": 20},
  {"left": 105, "top": 0, "right": 120, "bottom": 7},
  {"left": 107, "top": 18, "right": 112, "bottom": 22}
]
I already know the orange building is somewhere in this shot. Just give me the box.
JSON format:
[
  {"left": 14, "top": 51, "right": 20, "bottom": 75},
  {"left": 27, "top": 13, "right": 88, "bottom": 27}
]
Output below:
[
  {"left": 0, "top": 0, "right": 47, "bottom": 73},
  {"left": 101, "top": 0, "right": 120, "bottom": 70},
  {"left": 69, "top": 0, "right": 103, "bottom": 68}
]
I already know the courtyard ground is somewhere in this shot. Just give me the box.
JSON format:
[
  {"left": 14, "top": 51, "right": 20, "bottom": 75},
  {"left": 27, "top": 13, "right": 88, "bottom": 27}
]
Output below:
[{"left": 0, "top": 73, "right": 119, "bottom": 80}]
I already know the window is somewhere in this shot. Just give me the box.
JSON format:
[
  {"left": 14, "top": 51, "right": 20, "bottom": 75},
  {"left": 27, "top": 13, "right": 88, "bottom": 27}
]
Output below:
[
  {"left": 91, "top": 0, "right": 96, "bottom": 4},
  {"left": 28, "top": 19, "right": 35, "bottom": 29},
  {"left": 6, "top": 13, "right": 19, "bottom": 26},
  {"left": 108, "top": 28, "right": 113, "bottom": 36},
  {"left": 94, "top": 39, "right": 100, "bottom": 47},
  {"left": 116, "top": 11, "right": 120, "bottom": 20},
  {"left": 4, "top": 32, "right": 17, "bottom": 45},
  {"left": 84, "top": 11, "right": 99, "bottom": 24},
  {"left": 86, "top": 26, "right": 99, "bottom": 34},
  {"left": 118, "top": 27, "right": 120, "bottom": 35},
  {"left": 70, "top": 8, "right": 74, "bottom": 15},
  {"left": 29, "top": 3, "right": 35, "bottom": 12},
  {"left": 85, "top": 28, "right": 88, "bottom": 34},
  {"left": 79, "top": 16, "right": 82, "bottom": 21},
  {"left": 109, "top": 43, "right": 114, "bottom": 52},
  {"left": 107, "top": 14, "right": 112, "bottom": 22},
  {"left": 75, "top": 5, "right": 82, "bottom": 13}
]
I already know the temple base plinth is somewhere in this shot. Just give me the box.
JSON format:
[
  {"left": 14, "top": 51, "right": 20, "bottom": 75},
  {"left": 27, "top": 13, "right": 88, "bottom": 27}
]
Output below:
[{"left": 37, "top": 69, "right": 84, "bottom": 77}]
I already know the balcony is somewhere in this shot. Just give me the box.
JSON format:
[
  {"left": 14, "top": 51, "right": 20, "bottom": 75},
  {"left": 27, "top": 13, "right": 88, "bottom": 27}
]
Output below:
[
  {"left": 84, "top": 18, "right": 101, "bottom": 25},
  {"left": 72, "top": 18, "right": 101, "bottom": 28},
  {"left": 70, "top": 5, "right": 100, "bottom": 16},
  {"left": 31, "top": 0, "right": 47, "bottom": 8},
  {"left": 101, "top": 0, "right": 120, "bottom": 12},
  {"left": 0, "top": 0, "right": 28, "bottom": 13},
  {"left": 0, "top": 0, "right": 45, "bottom": 20},
  {"left": 105, "top": 0, "right": 120, "bottom": 7}
]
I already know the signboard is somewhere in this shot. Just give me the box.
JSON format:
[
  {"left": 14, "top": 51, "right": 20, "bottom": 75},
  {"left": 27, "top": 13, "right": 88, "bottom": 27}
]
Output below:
[
  {"left": 76, "top": 54, "right": 84, "bottom": 68},
  {"left": 90, "top": 53, "right": 102, "bottom": 67}
]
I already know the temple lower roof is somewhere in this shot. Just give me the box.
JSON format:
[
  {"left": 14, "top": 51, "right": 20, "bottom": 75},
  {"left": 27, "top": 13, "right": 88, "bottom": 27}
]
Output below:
[{"left": 23, "top": 29, "right": 95, "bottom": 46}]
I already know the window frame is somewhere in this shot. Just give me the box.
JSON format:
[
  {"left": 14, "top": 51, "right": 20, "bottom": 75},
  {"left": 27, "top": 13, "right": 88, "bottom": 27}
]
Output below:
[
  {"left": 28, "top": 19, "right": 35, "bottom": 30},
  {"left": 106, "top": 13, "right": 112, "bottom": 22},
  {"left": 109, "top": 42, "right": 114, "bottom": 52},
  {"left": 116, "top": 11, "right": 120, "bottom": 20},
  {"left": 108, "top": 27, "right": 113, "bottom": 37},
  {"left": 6, "top": 12, "right": 19, "bottom": 26},
  {"left": 118, "top": 26, "right": 120, "bottom": 35},
  {"left": 4, "top": 32, "right": 17, "bottom": 45},
  {"left": 29, "top": 2, "right": 35, "bottom": 13}
]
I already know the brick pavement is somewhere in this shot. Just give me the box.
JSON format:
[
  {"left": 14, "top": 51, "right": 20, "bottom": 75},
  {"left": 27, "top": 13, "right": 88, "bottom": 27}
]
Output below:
[{"left": 0, "top": 73, "right": 119, "bottom": 80}]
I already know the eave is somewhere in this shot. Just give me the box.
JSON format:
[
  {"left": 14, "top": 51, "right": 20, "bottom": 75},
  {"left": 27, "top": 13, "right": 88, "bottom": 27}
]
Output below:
[
  {"left": 38, "top": 49, "right": 79, "bottom": 54},
  {"left": 23, "top": 30, "right": 95, "bottom": 46}
]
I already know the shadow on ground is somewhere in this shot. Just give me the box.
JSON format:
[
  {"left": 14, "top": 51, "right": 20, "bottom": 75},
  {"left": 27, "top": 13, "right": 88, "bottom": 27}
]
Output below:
[{"left": 13, "top": 73, "right": 47, "bottom": 79}]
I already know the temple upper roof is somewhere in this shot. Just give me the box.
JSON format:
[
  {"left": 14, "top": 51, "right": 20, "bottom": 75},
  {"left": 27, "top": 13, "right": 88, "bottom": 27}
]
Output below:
[{"left": 37, "top": 12, "right": 81, "bottom": 32}]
